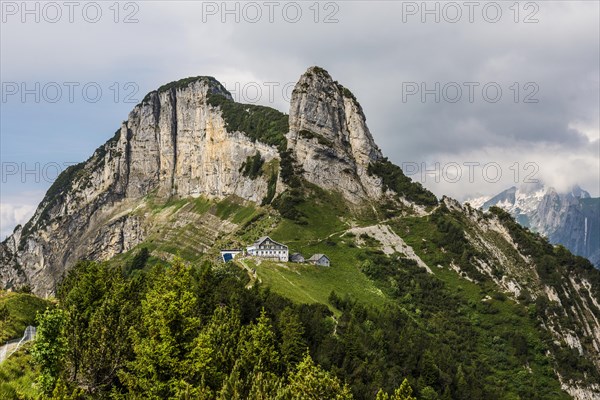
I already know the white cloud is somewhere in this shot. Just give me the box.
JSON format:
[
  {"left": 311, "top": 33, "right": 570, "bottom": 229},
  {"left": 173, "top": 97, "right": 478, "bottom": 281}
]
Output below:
[
  {"left": 418, "top": 141, "right": 600, "bottom": 201},
  {"left": 0, "top": 192, "right": 43, "bottom": 240}
]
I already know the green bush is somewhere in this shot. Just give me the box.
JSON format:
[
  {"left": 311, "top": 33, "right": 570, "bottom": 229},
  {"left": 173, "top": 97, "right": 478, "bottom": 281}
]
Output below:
[
  {"left": 207, "top": 93, "right": 289, "bottom": 151},
  {"left": 240, "top": 152, "right": 265, "bottom": 179},
  {"left": 299, "top": 129, "right": 333, "bottom": 148},
  {"left": 367, "top": 158, "right": 438, "bottom": 206}
]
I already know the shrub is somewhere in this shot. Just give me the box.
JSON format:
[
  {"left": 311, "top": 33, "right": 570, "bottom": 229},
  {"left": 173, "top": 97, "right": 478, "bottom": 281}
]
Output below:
[
  {"left": 367, "top": 158, "right": 438, "bottom": 206},
  {"left": 240, "top": 152, "right": 265, "bottom": 179},
  {"left": 207, "top": 93, "right": 288, "bottom": 151}
]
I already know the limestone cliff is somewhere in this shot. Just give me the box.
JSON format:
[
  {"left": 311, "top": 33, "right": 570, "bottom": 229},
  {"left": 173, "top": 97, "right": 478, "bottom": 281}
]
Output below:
[{"left": 287, "top": 67, "right": 383, "bottom": 202}]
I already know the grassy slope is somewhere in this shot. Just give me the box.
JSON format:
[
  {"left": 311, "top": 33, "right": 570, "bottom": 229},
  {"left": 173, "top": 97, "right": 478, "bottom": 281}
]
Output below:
[
  {"left": 0, "top": 344, "right": 39, "bottom": 399},
  {"left": 0, "top": 292, "right": 50, "bottom": 400},
  {"left": 257, "top": 188, "right": 388, "bottom": 310},
  {"left": 0, "top": 291, "right": 51, "bottom": 342},
  {"left": 114, "top": 188, "right": 390, "bottom": 312}
]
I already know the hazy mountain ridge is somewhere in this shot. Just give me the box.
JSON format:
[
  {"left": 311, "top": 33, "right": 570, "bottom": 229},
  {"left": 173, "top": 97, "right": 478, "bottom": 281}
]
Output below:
[{"left": 468, "top": 184, "right": 600, "bottom": 268}]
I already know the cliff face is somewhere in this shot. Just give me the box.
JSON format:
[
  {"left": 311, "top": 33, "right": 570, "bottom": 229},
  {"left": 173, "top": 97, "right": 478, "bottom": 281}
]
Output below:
[{"left": 287, "top": 67, "right": 383, "bottom": 202}]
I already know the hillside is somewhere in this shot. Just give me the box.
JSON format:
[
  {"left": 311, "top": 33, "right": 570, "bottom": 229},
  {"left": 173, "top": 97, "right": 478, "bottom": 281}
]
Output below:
[
  {"left": 469, "top": 184, "right": 600, "bottom": 269},
  {"left": 1, "top": 67, "right": 600, "bottom": 399}
]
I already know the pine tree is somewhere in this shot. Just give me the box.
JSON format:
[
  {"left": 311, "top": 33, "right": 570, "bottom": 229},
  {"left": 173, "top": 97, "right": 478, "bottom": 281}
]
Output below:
[
  {"left": 31, "top": 308, "right": 68, "bottom": 396},
  {"left": 199, "top": 306, "right": 242, "bottom": 388},
  {"left": 419, "top": 350, "right": 440, "bottom": 387},
  {"left": 376, "top": 378, "right": 417, "bottom": 400},
  {"left": 279, "top": 352, "right": 354, "bottom": 399},
  {"left": 455, "top": 365, "right": 469, "bottom": 400},
  {"left": 421, "top": 386, "right": 440, "bottom": 400},
  {"left": 278, "top": 307, "right": 306, "bottom": 369},
  {"left": 120, "top": 259, "right": 201, "bottom": 398},
  {"left": 392, "top": 378, "right": 417, "bottom": 400},
  {"left": 247, "top": 371, "right": 283, "bottom": 399},
  {"left": 238, "top": 309, "right": 280, "bottom": 375}
]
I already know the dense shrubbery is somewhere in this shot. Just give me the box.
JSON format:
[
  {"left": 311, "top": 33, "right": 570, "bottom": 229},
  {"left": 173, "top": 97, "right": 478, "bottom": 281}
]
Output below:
[
  {"left": 24, "top": 243, "right": 575, "bottom": 400},
  {"left": 367, "top": 159, "right": 438, "bottom": 206},
  {"left": 273, "top": 189, "right": 307, "bottom": 224},
  {"left": 278, "top": 150, "right": 300, "bottom": 186},
  {"left": 207, "top": 93, "right": 289, "bottom": 151},
  {"left": 142, "top": 76, "right": 224, "bottom": 103},
  {"left": 262, "top": 172, "right": 278, "bottom": 206},
  {"left": 298, "top": 129, "right": 333, "bottom": 148},
  {"left": 240, "top": 152, "right": 265, "bottom": 179},
  {"left": 428, "top": 205, "right": 487, "bottom": 281}
]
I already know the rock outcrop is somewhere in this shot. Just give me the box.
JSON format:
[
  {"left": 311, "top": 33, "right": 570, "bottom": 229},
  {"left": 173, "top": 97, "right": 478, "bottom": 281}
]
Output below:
[
  {"left": 0, "top": 68, "right": 391, "bottom": 295},
  {"left": 287, "top": 67, "right": 383, "bottom": 202}
]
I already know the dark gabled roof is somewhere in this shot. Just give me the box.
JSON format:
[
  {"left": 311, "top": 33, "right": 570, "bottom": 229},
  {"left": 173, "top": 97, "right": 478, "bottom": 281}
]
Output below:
[
  {"left": 308, "top": 254, "right": 329, "bottom": 262},
  {"left": 254, "top": 236, "right": 269, "bottom": 245},
  {"left": 254, "top": 236, "right": 287, "bottom": 248},
  {"left": 291, "top": 252, "right": 304, "bottom": 257}
]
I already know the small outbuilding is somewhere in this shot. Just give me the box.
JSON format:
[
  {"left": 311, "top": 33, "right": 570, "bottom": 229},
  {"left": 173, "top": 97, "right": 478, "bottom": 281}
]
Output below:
[
  {"left": 307, "top": 254, "right": 331, "bottom": 267},
  {"left": 290, "top": 253, "right": 305, "bottom": 263},
  {"left": 220, "top": 249, "right": 243, "bottom": 263}
]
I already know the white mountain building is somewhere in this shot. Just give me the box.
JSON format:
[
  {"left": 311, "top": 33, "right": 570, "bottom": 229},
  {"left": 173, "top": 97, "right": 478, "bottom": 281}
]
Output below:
[{"left": 246, "top": 236, "right": 289, "bottom": 262}]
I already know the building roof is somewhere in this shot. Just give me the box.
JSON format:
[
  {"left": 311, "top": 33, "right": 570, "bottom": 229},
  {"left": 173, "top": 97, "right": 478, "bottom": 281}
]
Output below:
[
  {"left": 253, "top": 236, "right": 287, "bottom": 248},
  {"left": 254, "top": 236, "right": 269, "bottom": 245},
  {"left": 291, "top": 252, "right": 304, "bottom": 257},
  {"left": 308, "top": 254, "right": 329, "bottom": 262}
]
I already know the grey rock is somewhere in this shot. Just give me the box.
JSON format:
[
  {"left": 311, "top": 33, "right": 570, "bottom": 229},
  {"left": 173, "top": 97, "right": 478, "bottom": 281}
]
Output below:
[{"left": 287, "top": 67, "right": 383, "bottom": 202}]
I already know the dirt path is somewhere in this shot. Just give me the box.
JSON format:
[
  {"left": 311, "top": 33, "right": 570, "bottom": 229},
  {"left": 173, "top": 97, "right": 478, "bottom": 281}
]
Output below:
[
  {"left": 238, "top": 259, "right": 260, "bottom": 288},
  {"left": 0, "top": 326, "right": 36, "bottom": 363}
]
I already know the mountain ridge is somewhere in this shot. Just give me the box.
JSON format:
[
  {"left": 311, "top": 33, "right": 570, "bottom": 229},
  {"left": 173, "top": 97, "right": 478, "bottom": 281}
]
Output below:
[
  {"left": 1, "top": 67, "right": 600, "bottom": 399},
  {"left": 467, "top": 184, "right": 600, "bottom": 268}
]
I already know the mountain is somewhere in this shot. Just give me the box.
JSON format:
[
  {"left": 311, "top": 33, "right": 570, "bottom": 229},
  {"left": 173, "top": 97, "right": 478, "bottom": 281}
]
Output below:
[
  {"left": 1, "top": 67, "right": 600, "bottom": 399},
  {"left": 468, "top": 184, "right": 600, "bottom": 268}
]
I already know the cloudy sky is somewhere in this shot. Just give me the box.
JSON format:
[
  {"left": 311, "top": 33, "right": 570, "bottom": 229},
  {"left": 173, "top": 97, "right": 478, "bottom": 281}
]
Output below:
[{"left": 1, "top": 0, "right": 599, "bottom": 238}]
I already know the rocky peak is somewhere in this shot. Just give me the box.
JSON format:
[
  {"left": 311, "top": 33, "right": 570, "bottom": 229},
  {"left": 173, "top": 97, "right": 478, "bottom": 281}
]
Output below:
[
  {"left": 0, "top": 68, "right": 403, "bottom": 295},
  {"left": 141, "top": 76, "right": 233, "bottom": 107},
  {"left": 287, "top": 67, "right": 383, "bottom": 201}
]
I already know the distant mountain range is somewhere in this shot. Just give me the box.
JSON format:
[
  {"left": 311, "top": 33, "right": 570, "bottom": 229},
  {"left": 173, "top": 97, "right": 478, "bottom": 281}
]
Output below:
[{"left": 468, "top": 183, "right": 600, "bottom": 268}]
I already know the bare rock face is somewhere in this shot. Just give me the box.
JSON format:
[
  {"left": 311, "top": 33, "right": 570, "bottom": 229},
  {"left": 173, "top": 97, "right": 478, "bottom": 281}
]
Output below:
[
  {"left": 124, "top": 79, "right": 281, "bottom": 201},
  {"left": 287, "top": 67, "right": 383, "bottom": 202}
]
